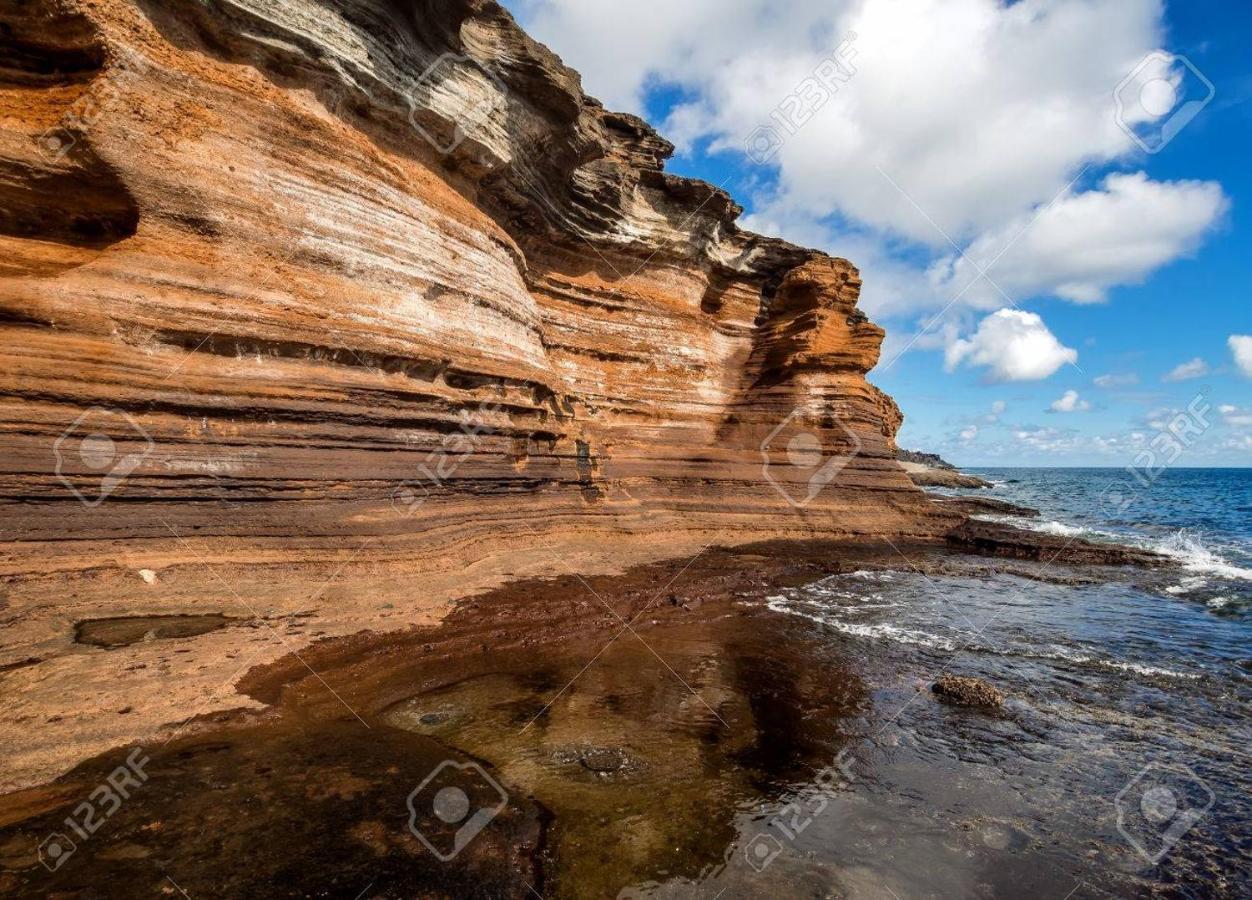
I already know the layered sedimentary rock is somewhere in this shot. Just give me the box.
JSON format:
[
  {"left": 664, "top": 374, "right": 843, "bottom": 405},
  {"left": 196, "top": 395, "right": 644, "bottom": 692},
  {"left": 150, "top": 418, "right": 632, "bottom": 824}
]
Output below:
[{"left": 0, "top": 0, "right": 954, "bottom": 788}]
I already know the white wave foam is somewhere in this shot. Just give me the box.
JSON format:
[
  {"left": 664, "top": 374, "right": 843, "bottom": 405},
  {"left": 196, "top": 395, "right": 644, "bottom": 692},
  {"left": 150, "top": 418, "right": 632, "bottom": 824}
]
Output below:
[
  {"left": 844, "top": 570, "right": 896, "bottom": 581},
  {"left": 1149, "top": 531, "right": 1252, "bottom": 581},
  {"left": 971, "top": 514, "right": 1119, "bottom": 541},
  {"left": 1021, "top": 644, "right": 1200, "bottom": 680},
  {"left": 765, "top": 596, "right": 957, "bottom": 651},
  {"left": 978, "top": 515, "right": 1252, "bottom": 584},
  {"left": 1034, "top": 520, "right": 1096, "bottom": 538},
  {"left": 769, "top": 596, "right": 1201, "bottom": 681},
  {"left": 1166, "top": 576, "right": 1210, "bottom": 595},
  {"left": 1098, "top": 660, "right": 1201, "bottom": 680}
]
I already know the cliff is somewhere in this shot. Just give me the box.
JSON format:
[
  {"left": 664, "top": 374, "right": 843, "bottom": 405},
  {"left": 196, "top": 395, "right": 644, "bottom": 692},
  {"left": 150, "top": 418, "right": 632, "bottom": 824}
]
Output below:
[
  {"left": 896, "top": 449, "right": 957, "bottom": 471},
  {"left": 0, "top": 0, "right": 954, "bottom": 788}
]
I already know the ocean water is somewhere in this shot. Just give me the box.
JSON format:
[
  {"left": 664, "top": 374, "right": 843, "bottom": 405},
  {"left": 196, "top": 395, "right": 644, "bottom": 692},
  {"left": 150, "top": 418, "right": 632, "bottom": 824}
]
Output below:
[
  {"left": 958, "top": 467, "right": 1252, "bottom": 614},
  {"left": 758, "top": 467, "right": 1251, "bottom": 897}
]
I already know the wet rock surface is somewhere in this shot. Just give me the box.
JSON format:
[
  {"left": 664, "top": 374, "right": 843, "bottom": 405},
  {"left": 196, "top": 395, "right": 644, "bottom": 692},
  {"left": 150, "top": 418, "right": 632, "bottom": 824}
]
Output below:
[
  {"left": 0, "top": 544, "right": 870, "bottom": 899},
  {"left": 901, "top": 462, "right": 994, "bottom": 488},
  {"left": 0, "top": 539, "right": 1235, "bottom": 899},
  {"left": 947, "top": 520, "right": 1168, "bottom": 567},
  {"left": 932, "top": 675, "right": 1005, "bottom": 708},
  {"left": 929, "top": 495, "right": 1041, "bottom": 518}
]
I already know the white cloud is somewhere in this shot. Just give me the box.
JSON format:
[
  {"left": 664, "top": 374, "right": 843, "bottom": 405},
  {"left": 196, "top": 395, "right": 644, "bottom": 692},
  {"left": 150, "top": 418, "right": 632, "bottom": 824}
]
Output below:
[
  {"left": 1230, "top": 335, "right": 1252, "bottom": 377},
  {"left": 518, "top": 0, "right": 1235, "bottom": 406},
  {"left": 1094, "top": 372, "right": 1140, "bottom": 388},
  {"left": 984, "top": 399, "right": 1007, "bottom": 423},
  {"left": 1163, "top": 357, "right": 1210, "bottom": 382},
  {"left": 1049, "top": 390, "right": 1092, "bottom": 413},
  {"left": 945, "top": 309, "right": 1077, "bottom": 382},
  {"left": 1013, "top": 425, "right": 1081, "bottom": 453},
  {"left": 931, "top": 173, "right": 1227, "bottom": 306},
  {"left": 959, "top": 424, "right": 979, "bottom": 443},
  {"left": 655, "top": 0, "right": 1163, "bottom": 240},
  {"left": 517, "top": 0, "right": 1227, "bottom": 320},
  {"left": 1219, "top": 405, "right": 1252, "bottom": 428}
]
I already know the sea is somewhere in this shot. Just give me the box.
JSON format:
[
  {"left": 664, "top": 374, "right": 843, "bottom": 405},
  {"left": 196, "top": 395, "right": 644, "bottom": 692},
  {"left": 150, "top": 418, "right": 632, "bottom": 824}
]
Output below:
[{"left": 753, "top": 467, "right": 1251, "bottom": 898}]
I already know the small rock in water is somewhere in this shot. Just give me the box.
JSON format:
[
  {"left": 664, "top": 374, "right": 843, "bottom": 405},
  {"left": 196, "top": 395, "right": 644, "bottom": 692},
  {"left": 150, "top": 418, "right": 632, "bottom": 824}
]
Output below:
[
  {"left": 932, "top": 675, "right": 1004, "bottom": 708},
  {"left": 579, "top": 747, "right": 627, "bottom": 774},
  {"left": 552, "top": 745, "right": 634, "bottom": 776}
]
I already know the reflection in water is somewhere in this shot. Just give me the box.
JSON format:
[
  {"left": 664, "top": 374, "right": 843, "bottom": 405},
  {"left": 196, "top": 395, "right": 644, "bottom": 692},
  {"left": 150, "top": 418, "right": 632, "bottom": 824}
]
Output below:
[
  {"left": 0, "top": 589, "right": 866, "bottom": 899},
  {"left": 381, "top": 617, "right": 867, "bottom": 898}
]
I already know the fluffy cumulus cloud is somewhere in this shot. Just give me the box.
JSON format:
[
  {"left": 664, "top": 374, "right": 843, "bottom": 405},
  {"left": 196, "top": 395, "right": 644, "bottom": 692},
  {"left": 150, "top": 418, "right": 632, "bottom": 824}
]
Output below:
[
  {"left": 1049, "top": 390, "right": 1092, "bottom": 413},
  {"left": 931, "top": 173, "right": 1228, "bottom": 306},
  {"left": 958, "top": 424, "right": 979, "bottom": 443},
  {"left": 945, "top": 310, "right": 1078, "bottom": 382},
  {"left": 517, "top": 0, "right": 1228, "bottom": 320},
  {"left": 1163, "top": 357, "right": 1210, "bottom": 382},
  {"left": 1231, "top": 335, "right": 1252, "bottom": 377}
]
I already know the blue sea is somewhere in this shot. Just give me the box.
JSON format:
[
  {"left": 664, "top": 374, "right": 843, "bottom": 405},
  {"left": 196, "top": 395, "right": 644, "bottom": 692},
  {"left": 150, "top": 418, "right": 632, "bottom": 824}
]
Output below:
[
  {"left": 759, "top": 467, "right": 1251, "bottom": 897},
  {"left": 955, "top": 467, "right": 1252, "bottom": 617}
]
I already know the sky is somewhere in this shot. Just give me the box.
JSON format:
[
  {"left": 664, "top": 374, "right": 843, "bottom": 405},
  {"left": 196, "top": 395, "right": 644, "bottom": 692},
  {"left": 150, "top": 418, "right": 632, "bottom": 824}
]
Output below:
[{"left": 502, "top": 0, "right": 1250, "bottom": 466}]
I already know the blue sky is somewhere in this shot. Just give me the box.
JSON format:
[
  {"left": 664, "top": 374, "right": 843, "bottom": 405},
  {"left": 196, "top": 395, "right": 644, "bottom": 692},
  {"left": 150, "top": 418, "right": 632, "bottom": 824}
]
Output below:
[{"left": 504, "top": 0, "right": 1250, "bottom": 466}]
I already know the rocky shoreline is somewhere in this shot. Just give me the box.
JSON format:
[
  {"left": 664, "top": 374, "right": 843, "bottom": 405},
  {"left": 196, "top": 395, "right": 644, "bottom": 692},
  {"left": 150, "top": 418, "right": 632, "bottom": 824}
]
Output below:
[
  {"left": 0, "top": 515, "right": 1168, "bottom": 796},
  {"left": 0, "top": 530, "right": 1175, "bottom": 897},
  {"left": 899, "top": 461, "right": 995, "bottom": 488}
]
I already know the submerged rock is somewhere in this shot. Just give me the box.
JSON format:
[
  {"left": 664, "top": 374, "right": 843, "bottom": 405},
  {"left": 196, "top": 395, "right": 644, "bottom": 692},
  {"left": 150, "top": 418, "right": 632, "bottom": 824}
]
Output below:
[
  {"left": 947, "top": 521, "right": 1167, "bottom": 567},
  {"left": 932, "top": 675, "right": 1005, "bottom": 708},
  {"left": 930, "top": 496, "right": 1040, "bottom": 518},
  {"left": 551, "top": 745, "right": 639, "bottom": 777},
  {"left": 74, "top": 615, "right": 234, "bottom": 649}
]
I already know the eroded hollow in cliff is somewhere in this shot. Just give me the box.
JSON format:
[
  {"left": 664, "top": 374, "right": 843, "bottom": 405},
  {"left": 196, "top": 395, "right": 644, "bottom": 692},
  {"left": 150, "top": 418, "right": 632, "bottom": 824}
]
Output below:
[
  {"left": 0, "top": 7, "right": 139, "bottom": 277},
  {"left": 0, "top": 164, "right": 140, "bottom": 275},
  {"left": 74, "top": 614, "right": 235, "bottom": 649}
]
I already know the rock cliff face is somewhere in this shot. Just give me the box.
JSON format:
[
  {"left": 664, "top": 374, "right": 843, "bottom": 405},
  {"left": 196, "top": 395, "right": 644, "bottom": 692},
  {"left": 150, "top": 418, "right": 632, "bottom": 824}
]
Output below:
[{"left": 0, "top": 0, "right": 953, "bottom": 787}]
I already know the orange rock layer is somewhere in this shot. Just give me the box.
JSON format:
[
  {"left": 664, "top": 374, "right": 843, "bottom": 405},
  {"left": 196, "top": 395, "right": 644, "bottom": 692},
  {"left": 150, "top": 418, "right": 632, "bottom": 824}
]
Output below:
[{"left": 0, "top": 0, "right": 954, "bottom": 788}]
